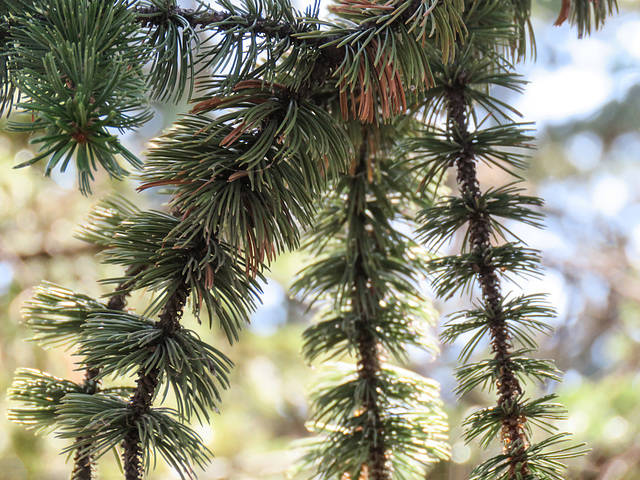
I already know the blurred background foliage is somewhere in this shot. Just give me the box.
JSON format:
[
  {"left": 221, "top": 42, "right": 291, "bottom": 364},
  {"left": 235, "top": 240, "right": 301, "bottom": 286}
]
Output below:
[{"left": 1, "top": 0, "right": 640, "bottom": 479}]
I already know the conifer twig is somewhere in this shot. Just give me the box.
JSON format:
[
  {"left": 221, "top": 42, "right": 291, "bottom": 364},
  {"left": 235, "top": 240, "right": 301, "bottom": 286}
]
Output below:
[
  {"left": 135, "top": 4, "right": 297, "bottom": 35},
  {"left": 134, "top": 1, "right": 426, "bottom": 33},
  {"left": 72, "top": 266, "right": 146, "bottom": 480},
  {"left": 71, "top": 367, "right": 101, "bottom": 480},
  {"left": 133, "top": 0, "right": 462, "bottom": 112},
  {"left": 351, "top": 141, "right": 389, "bottom": 480},
  {"left": 295, "top": 122, "right": 449, "bottom": 478},
  {"left": 444, "top": 70, "right": 529, "bottom": 477},
  {"left": 122, "top": 283, "right": 190, "bottom": 480}
]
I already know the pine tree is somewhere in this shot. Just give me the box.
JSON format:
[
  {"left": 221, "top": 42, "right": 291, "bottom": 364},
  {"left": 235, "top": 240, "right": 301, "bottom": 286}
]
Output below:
[{"left": 1, "top": 0, "right": 618, "bottom": 479}]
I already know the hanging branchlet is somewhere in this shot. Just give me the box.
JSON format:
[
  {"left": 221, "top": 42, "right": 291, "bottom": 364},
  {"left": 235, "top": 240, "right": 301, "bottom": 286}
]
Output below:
[
  {"left": 115, "top": 283, "right": 191, "bottom": 480},
  {"left": 39, "top": 193, "right": 255, "bottom": 479},
  {"left": 22, "top": 251, "right": 221, "bottom": 480},
  {"left": 10, "top": 184, "right": 252, "bottom": 479},
  {"left": 399, "top": 0, "right": 591, "bottom": 477},
  {"left": 3, "top": 0, "right": 151, "bottom": 194},
  {"left": 8, "top": 272, "right": 138, "bottom": 480},
  {"left": 294, "top": 123, "right": 449, "bottom": 479}
]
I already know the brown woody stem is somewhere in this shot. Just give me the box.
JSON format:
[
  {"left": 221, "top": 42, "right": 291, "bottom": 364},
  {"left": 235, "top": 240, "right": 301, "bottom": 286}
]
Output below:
[
  {"left": 122, "top": 283, "right": 190, "bottom": 480},
  {"left": 445, "top": 78, "right": 530, "bottom": 476},
  {"left": 350, "top": 139, "right": 390, "bottom": 480},
  {"left": 134, "top": 2, "right": 422, "bottom": 34},
  {"left": 71, "top": 367, "right": 101, "bottom": 480},
  {"left": 71, "top": 267, "right": 144, "bottom": 480}
]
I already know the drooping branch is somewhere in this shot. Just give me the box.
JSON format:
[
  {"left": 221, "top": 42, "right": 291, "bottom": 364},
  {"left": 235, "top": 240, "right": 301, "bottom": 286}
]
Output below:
[
  {"left": 295, "top": 121, "right": 449, "bottom": 478},
  {"left": 444, "top": 74, "right": 529, "bottom": 477},
  {"left": 122, "top": 283, "right": 190, "bottom": 480},
  {"left": 350, "top": 142, "right": 389, "bottom": 480},
  {"left": 404, "top": 8, "right": 586, "bottom": 472},
  {"left": 72, "top": 266, "right": 146, "bottom": 480},
  {"left": 70, "top": 367, "right": 100, "bottom": 480}
]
